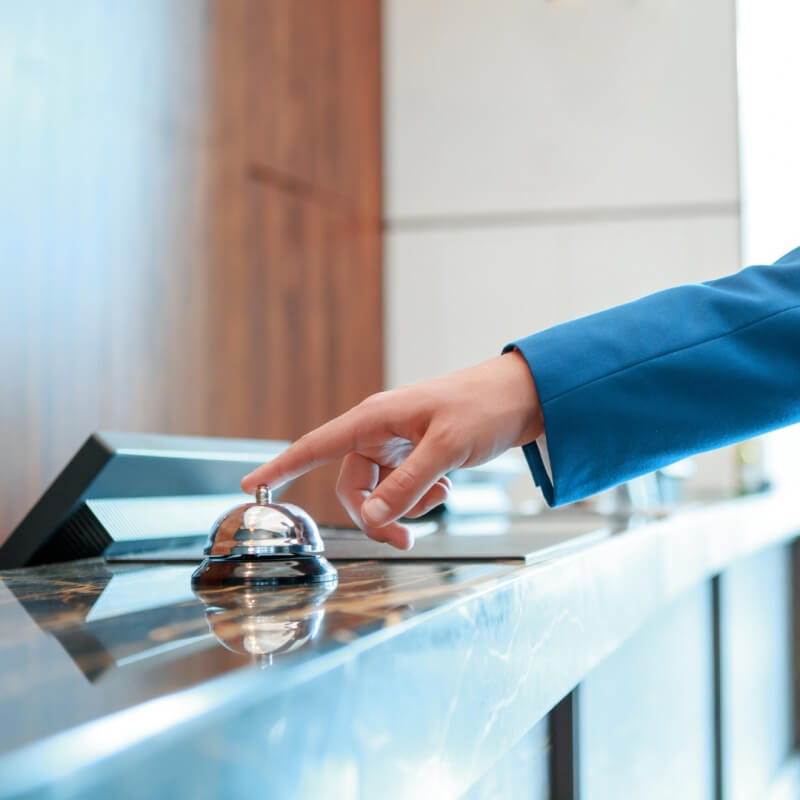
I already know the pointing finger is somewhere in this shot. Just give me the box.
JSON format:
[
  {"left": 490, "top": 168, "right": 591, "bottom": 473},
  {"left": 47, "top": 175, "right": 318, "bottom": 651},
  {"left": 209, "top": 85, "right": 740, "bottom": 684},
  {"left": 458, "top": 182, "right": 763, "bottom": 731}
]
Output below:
[{"left": 241, "top": 408, "right": 362, "bottom": 494}]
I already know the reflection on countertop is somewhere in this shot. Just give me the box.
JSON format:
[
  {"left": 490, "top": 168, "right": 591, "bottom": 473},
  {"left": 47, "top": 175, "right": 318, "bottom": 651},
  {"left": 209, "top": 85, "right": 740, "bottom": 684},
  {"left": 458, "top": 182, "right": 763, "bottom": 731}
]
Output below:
[{"left": 0, "top": 557, "right": 519, "bottom": 757}]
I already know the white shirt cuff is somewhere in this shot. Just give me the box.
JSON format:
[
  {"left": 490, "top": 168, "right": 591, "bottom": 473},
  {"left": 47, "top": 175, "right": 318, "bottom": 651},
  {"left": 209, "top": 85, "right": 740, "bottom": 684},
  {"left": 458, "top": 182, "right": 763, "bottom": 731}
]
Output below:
[{"left": 536, "top": 432, "right": 553, "bottom": 484}]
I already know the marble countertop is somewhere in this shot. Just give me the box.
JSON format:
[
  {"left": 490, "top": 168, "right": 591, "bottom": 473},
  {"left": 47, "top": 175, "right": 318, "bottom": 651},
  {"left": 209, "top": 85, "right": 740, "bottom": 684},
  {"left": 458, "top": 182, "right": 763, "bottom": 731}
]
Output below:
[{"left": 0, "top": 491, "right": 798, "bottom": 799}]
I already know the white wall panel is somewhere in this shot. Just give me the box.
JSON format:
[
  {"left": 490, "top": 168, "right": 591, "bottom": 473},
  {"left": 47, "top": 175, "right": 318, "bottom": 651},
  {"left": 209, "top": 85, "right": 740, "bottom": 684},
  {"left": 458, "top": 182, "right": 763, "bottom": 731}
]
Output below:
[
  {"left": 736, "top": 0, "right": 800, "bottom": 492},
  {"left": 385, "top": 0, "right": 740, "bottom": 218},
  {"left": 384, "top": 0, "right": 743, "bottom": 499},
  {"left": 386, "top": 215, "right": 740, "bottom": 387}
]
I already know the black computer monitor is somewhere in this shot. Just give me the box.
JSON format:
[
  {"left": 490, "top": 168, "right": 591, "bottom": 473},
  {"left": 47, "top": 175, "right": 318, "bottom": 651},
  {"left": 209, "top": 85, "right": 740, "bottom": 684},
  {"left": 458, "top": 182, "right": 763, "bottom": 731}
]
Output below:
[{"left": 0, "top": 432, "right": 288, "bottom": 568}]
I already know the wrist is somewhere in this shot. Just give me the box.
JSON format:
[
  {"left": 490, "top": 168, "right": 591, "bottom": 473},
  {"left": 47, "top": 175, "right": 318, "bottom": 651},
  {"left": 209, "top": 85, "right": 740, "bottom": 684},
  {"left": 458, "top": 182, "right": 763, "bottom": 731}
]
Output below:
[{"left": 501, "top": 350, "right": 544, "bottom": 445}]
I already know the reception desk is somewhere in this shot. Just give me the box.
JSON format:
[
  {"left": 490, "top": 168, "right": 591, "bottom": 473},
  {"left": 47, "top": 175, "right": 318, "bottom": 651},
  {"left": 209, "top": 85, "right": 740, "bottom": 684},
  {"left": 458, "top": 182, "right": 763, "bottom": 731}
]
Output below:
[{"left": 0, "top": 492, "right": 798, "bottom": 799}]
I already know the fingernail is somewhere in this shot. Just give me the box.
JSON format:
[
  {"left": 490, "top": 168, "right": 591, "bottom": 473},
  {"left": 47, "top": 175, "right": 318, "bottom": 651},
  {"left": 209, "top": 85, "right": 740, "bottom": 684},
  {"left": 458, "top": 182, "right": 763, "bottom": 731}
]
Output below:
[{"left": 362, "top": 497, "right": 391, "bottom": 526}]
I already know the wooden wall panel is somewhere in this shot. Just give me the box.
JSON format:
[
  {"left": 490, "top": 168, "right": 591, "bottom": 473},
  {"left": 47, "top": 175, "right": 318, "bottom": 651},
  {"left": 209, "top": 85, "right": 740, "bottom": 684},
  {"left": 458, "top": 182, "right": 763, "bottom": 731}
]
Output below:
[
  {"left": 207, "top": 0, "right": 383, "bottom": 523},
  {"left": 245, "top": 0, "right": 382, "bottom": 213},
  {"left": 0, "top": 0, "right": 382, "bottom": 540},
  {"left": 206, "top": 177, "right": 382, "bottom": 522}
]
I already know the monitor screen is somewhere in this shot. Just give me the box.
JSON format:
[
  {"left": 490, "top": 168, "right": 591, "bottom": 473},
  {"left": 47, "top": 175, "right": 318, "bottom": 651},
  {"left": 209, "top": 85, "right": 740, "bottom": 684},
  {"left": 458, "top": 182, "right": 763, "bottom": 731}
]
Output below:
[{"left": 0, "top": 432, "right": 288, "bottom": 568}]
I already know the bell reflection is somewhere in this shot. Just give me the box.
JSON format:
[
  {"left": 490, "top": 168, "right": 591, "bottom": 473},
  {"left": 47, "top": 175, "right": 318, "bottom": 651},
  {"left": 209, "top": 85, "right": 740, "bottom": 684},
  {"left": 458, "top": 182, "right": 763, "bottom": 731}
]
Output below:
[{"left": 194, "top": 579, "right": 337, "bottom": 666}]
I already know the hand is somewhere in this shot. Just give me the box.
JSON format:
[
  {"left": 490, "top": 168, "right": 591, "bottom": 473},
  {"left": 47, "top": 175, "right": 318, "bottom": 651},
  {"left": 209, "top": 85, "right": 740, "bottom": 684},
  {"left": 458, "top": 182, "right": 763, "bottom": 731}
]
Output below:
[{"left": 242, "top": 351, "right": 544, "bottom": 550}]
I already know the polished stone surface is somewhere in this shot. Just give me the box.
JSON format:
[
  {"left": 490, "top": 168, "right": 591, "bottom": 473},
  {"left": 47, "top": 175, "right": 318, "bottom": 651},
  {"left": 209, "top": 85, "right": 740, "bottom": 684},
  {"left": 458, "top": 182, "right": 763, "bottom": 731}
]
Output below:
[
  {"left": 461, "top": 716, "right": 549, "bottom": 800},
  {"left": 580, "top": 581, "right": 715, "bottom": 800},
  {"left": 0, "top": 559, "right": 519, "bottom": 755},
  {"left": 719, "top": 544, "right": 794, "bottom": 800},
  {"left": 0, "top": 491, "right": 798, "bottom": 799}
]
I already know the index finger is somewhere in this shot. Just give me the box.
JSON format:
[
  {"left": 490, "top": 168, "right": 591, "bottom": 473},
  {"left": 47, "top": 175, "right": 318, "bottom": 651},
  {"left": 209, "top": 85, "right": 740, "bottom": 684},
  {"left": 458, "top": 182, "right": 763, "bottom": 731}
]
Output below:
[{"left": 241, "top": 408, "right": 359, "bottom": 494}]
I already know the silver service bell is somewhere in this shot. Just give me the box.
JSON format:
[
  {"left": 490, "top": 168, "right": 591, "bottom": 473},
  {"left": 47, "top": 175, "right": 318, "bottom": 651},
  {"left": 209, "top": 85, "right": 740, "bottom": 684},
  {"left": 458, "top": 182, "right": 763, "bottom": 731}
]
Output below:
[{"left": 191, "top": 485, "right": 338, "bottom": 587}]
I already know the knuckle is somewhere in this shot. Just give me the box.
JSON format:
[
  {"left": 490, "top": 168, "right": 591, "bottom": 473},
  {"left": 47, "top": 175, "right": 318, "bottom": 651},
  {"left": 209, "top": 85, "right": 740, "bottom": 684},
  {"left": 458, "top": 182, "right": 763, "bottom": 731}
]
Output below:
[
  {"left": 335, "top": 453, "right": 355, "bottom": 489},
  {"left": 388, "top": 465, "right": 417, "bottom": 495},
  {"left": 335, "top": 469, "right": 352, "bottom": 498},
  {"left": 358, "top": 391, "right": 386, "bottom": 411},
  {"left": 430, "top": 424, "right": 461, "bottom": 453},
  {"left": 355, "top": 392, "right": 388, "bottom": 423}
]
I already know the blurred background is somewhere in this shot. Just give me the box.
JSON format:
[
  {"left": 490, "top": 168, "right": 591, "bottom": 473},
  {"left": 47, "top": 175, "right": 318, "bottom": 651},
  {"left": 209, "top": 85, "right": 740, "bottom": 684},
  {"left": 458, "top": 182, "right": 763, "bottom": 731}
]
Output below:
[{"left": 0, "top": 0, "right": 798, "bottom": 544}]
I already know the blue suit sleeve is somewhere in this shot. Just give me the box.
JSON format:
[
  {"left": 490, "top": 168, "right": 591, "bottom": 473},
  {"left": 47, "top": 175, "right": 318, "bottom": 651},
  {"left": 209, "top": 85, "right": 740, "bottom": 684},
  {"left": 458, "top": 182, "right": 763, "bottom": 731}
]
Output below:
[{"left": 505, "top": 246, "right": 800, "bottom": 506}]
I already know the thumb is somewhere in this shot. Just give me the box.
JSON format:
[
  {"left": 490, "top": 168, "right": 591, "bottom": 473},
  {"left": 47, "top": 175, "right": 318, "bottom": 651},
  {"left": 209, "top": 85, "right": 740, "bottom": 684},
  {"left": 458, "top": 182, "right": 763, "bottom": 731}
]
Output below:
[{"left": 361, "top": 435, "right": 453, "bottom": 527}]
